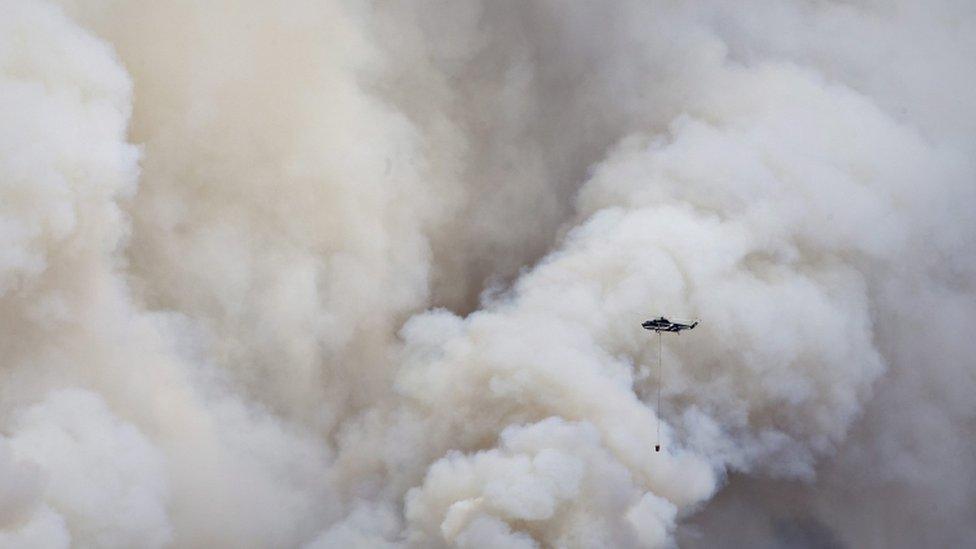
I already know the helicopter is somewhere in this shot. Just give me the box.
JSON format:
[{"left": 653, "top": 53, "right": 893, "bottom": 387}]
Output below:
[{"left": 641, "top": 316, "right": 699, "bottom": 333}]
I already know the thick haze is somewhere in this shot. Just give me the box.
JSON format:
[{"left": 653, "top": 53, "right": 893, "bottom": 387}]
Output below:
[{"left": 1, "top": 0, "right": 974, "bottom": 547}]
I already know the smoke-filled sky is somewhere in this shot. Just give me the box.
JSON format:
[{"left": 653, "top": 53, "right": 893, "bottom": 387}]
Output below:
[{"left": 1, "top": 1, "right": 975, "bottom": 547}]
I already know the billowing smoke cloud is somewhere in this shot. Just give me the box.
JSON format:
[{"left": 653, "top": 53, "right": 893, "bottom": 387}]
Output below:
[{"left": 1, "top": 0, "right": 974, "bottom": 547}]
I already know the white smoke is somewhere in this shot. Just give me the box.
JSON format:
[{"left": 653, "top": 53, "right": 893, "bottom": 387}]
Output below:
[{"left": 1, "top": 0, "right": 974, "bottom": 547}]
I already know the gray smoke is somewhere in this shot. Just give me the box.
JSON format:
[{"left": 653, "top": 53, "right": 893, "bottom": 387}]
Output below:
[{"left": 1, "top": 0, "right": 974, "bottom": 547}]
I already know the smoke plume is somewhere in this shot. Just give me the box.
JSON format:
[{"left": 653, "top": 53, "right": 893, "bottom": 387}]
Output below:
[{"left": 1, "top": 0, "right": 974, "bottom": 547}]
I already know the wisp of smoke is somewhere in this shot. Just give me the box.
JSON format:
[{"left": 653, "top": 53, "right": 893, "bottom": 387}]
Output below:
[{"left": 1, "top": 0, "right": 974, "bottom": 547}]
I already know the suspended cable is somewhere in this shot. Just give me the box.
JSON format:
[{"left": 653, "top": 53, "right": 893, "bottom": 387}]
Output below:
[{"left": 656, "top": 331, "right": 662, "bottom": 452}]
